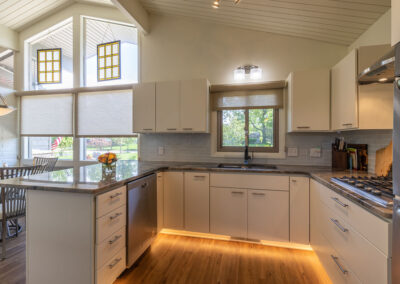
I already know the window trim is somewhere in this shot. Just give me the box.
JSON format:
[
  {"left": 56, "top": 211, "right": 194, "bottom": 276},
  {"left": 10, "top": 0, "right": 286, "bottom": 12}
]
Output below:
[{"left": 217, "top": 107, "right": 279, "bottom": 153}]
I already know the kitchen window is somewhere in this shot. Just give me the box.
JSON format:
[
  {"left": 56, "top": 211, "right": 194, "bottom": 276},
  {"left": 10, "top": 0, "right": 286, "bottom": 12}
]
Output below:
[
  {"left": 81, "top": 137, "right": 138, "bottom": 161},
  {"left": 23, "top": 137, "right": 73, "bottom": 160},
  {"left": 217, "top": 108, "right": 279, "bottom": 153}
]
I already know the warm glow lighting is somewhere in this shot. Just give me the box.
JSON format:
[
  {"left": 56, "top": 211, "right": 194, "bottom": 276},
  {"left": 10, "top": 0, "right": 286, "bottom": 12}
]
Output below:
[
  {"left": 250, "top": 67, "right": 262, "bottom": 80},
  {"left": 234, "top": 0, "right": 241, "bottom": 4},
  {"left": 0, "top": 106, "right": 15, "bottom": 116},
  {"left": 234, "top": 68, "right": 245, "bottom": 81},
  {"left": 212, "top": 0, "right": 220, "bottom": 8},
  {"left": 379, "top": 78, "right": 388, "bottom": 82}
]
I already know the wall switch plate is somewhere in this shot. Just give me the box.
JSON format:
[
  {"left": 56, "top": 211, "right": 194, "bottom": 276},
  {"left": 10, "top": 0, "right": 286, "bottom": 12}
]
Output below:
[
  {"left": 158, "top": 147, "right": 164, "bottom": 155},
  {"left": 310, "top": 147, "right": 321, "bottom": 158},
  {"left": 287, "top": 147, "right": 298, "bottom": 157}
]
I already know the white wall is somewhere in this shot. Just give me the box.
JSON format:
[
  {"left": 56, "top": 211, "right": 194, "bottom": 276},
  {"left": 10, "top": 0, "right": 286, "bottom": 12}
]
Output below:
[
  {"left": 0, "top": 87, "right": 18, "bottom": 166},
  {"left": 140, "top": 14, "right": 347, "bottom": 84},
  {"left": 349, "top": 9, "right": 391, "bottom": 51}
]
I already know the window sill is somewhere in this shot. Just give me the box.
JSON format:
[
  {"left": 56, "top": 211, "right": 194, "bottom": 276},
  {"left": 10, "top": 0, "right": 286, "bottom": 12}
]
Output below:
[{"left": 211, "top": 151, "right": 286, "bottom": 159}]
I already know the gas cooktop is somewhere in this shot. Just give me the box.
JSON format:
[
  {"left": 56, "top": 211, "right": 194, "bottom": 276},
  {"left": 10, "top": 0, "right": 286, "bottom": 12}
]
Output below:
[{"left": 331, "top": 176, "right": 394, "bottom": 208}]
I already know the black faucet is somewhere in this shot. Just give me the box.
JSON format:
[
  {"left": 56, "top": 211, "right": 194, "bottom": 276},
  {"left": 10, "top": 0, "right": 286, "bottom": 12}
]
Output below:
[{"left": 244, "top": 146, "right": 252, "bottom": 164}]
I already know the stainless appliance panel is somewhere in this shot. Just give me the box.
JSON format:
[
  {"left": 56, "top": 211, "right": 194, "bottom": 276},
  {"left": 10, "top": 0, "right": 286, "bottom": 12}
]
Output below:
[{"left": 127, "top": 174, "right": 157, "bottom": 268}]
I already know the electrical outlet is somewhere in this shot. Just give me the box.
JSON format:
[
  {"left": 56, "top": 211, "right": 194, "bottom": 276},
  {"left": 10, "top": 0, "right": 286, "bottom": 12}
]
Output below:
[
  {"left": 310, "top": 147, "right": 321, "bottom": 158},
  {"left": 287, "top": 147, "right": 298, "bottom": 157},
  {"left": 158, "top": 147, "right": 164, "bottom": 155}
]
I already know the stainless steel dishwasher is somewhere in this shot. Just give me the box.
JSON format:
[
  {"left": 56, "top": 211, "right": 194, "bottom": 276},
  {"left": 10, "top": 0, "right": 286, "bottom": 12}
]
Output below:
[{"left": 127, "top": 173, "right": 157, "bottom": 268}]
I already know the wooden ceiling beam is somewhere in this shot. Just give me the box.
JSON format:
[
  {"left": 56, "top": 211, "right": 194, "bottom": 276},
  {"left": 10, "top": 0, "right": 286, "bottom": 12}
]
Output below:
[
  {"left": 111, "top": 0, "right": 150, "bottom": 34},
  {"left": 0, "top": 24, "right": 18, "bottom": 51}
]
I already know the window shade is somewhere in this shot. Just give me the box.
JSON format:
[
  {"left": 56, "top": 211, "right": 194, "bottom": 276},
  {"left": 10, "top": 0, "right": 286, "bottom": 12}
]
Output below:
[
  {"left": 77, "top": 89, "right": 133, "bottom": 136},
  {"left": 212, "top": 89, "right": 283, "bottom": 110},
  {"left": 21, "top": 94, "right": 73, "bottom": 136}
]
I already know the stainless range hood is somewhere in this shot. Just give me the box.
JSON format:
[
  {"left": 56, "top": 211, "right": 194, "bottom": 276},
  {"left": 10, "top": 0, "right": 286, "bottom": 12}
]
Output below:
[{"left": 358, "top": 48, "right": 395, "bottom": 85}]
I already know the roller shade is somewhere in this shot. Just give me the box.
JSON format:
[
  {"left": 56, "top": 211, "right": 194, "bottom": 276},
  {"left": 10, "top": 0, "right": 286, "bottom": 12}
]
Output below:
[
  {"left": 77, "top": 89, "right": 133, "bottom": 136},
  {"left": 21, "top": 94, "right": 73, "bottom": 136},
  {"left": 212, "top": 89, "right": 283, "bottom": 110}
]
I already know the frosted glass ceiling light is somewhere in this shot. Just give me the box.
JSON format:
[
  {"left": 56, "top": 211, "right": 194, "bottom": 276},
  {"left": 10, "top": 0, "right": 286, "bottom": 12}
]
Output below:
[
  {"left": 0, "top": 94, "right": 15, "bottom": 117},
  {"left": 234, "top": 67, "right": 245, "bottom": 81},
  {"left": 250, "top": 67, "right": 262, "bottom": 80},
  {"left": 212, "top": 0, "right": 220, "bottom": 8}
]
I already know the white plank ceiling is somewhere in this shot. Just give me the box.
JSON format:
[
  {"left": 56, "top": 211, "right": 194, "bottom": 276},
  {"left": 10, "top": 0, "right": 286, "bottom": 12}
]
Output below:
[{"left": 140, "top": 0, "right": 391, "bottom": 45}]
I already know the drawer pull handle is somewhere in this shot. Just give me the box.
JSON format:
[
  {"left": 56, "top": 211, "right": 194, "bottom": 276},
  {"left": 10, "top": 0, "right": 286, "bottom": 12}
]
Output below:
[
  {"left": 330, "top": 218, "right": 348, "bottom": 232},
  {"left": 252, "top": 192, "right": 265, "bottom": 196},
  {"left": 142, "top": 128, "right": 153, "bottom": 131},
  {"left": 297, "top": 126, "right": 310, "bottom": 129},
  {"left": 342, "top": 123, "right": 352, "bottom": 126},
  {"left": 194, "top": 175, "right": 206, "bottom": 178},
  {"left": 141, "top": 182, "right": 148, "bottom": 188},
  {"left": 331, "top": 197, "right": 348, "bottom": 208},
  {"left": 108, "top": 257, "right": 122, "bottom": 269},
  {"left": 109, "top": 234, "right": 122, "bottom": 245},
  {"left": 330, "top": 255, "right": 348, "bottom": 275},
  {"left": 110, "top": 192, "right": 123, "bottom": 199},
  {"left": 231, "top": 191, "right": 244, "bottom": 195},
  {"left": 167, "top": 128, "right": 177, "bottom": 131},
  {"left": 109, "top": 212, "right": 122, "bottom": 220},
  {"left": 183, "top": 128, "right": 193, "bottom": 131}
]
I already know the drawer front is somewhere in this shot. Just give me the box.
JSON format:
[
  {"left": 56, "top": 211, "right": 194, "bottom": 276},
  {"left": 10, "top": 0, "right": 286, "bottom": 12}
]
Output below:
[
  {"left": 310, "top": 180, "right": 390, "bottom": 256},
  {"left": 96, "top": 248, "right": 126, "bottom": 284},
  {"left": 312, "top": 228, "right": 361, "bottom": 284},
  {"left": 210, "top": 173, "right": 289, "bottom": 191},
  {"left": 96, "top": 186, "right": 126, "bottom": 218},
  {"left": 96, "top": 205, "right": 126, "bottom": 244},
  {"left": 317, "top": 202, "right": 389, "bottom": 284},
  {"left": 96, "top": 227, "right": 126, "bottom": 270}
]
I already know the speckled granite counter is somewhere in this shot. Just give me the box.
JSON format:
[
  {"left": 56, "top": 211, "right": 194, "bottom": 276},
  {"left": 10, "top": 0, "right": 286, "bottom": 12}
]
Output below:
[{"left": 0, "top": 160, "right": 392, "bottom": 219}]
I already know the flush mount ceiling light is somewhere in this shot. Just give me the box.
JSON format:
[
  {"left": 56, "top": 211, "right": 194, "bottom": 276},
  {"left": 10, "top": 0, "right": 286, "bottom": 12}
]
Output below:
[
  {"left": 0, "top": 94, "right": 15, "bottom": 117},
  {"left": 234, "top": 65, "right": 262, "bottom": 81},
  {"left": 212, "top": 0, "right": 241, "bottom": 9}
]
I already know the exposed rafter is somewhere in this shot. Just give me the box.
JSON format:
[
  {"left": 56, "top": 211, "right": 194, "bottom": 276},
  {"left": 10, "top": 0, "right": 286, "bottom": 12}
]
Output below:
[{"left": 111, "top": 0, "right": 150, "bottom": 34}]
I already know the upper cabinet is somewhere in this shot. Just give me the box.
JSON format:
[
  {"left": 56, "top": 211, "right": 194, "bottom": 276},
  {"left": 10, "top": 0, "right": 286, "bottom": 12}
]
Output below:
[
  {"left": 286, "top": 69, "right": 330, "bottom": 132},
  {"left": 133, "top": 78, "right": 210, "bottom": 133},
  {"left": 331, "top": 49, "right": 358, "bottom": 131},
  {"left": 392, "top": 0, "right": 400, "bottom": 46}
]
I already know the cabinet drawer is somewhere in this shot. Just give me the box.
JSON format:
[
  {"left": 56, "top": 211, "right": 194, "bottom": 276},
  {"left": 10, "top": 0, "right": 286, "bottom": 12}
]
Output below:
[
  {"left": 312, "top": 229, "right": 361, "bottom": 284},
  {"left": 96, "top": 227, "right": 126, "bottom": 270},
  {"left": 96, "top": 248, "right": 126, "bottom": 284},
  {"left": 318, "top": 202, "right": 389, "bottom": 284},
  {"left": 96, "top": 186, "right": 126, "bottom": 219},
  {"left": 96, "top": 205, "right": 126, "bottom": 244},
  {"left": 310, "top": 180, "right": 390, "bottom": 256},
  {"left": 210, "top": 173, "right": 289, "bottom": 191}
]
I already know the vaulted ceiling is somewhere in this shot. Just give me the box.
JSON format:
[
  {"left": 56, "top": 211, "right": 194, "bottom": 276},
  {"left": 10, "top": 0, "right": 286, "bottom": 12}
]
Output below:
[{"left": 140, "top": 0, "right": 391, "bottom": 45}]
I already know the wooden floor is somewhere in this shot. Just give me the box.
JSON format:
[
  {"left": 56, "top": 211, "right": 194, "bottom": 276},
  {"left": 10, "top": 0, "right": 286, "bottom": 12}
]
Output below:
[
  {"left": 0, "top": 232, "right": 331, "bottom": 284},
  {"left": 116, "top": 234, "right": 331, "bottom": 284}
]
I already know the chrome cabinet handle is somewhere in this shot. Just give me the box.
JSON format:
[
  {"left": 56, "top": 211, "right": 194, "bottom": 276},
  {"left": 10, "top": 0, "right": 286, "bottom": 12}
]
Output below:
[
  {"left": 167, "top": 128, "right": 177, "bottom": 131},
  {"left": 297, "top": 126, "right": 310, "bottom": 129},
  {"left": 331, "top": 197, "right": 348, "bottom": 208},
  {"left": 331, "top": 255, "right": 348, "bottom": 275},
  {"left": 194, "top": 175, "right": 206, "bottom": 178},
  {"left": 231, "top": 191, "right": 244, "bottom": 195},
  {"left": 342, "top": 123, "right": 353, "bottom": 126},
  {"left": 109, "top": 212, "right": 122, "bottom": 220},
  {"left": 183, "top": 128, "right": 193, "bottom": 131},
  {"left": 110, "top": 192, "right": 122, "bottom": 199},
  {"left": 108, "top": 234, "right": 122, "bottom": 245},
  {"left": 330, "top": 218, "right": 348, "bottom": 232},
  {"left": 108, "top": 257, "right": 122, "bottom": 269},
  {"left": 142, "top": 128, "right": 153, "bottom": 131},
  {"left": 252, "top": 192, "right": 265, "bottom": 196}
]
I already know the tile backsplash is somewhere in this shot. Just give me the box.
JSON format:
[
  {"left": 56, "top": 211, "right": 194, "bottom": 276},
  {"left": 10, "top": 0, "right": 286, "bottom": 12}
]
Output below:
[{"left": 139, "top": 130, "right": 392, "bottom": 173}]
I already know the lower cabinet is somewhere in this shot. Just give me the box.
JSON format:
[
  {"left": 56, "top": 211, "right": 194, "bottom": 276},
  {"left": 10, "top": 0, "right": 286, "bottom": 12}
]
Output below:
[
  {"left": 289, "top": 177, "right": 310, "bottom": 245},
  {"left": 210, "top": 187, "right": 247, "bottom": 238},
  {"left": 163, "top": 171, "right": 184, "bottom": 229},
  {"left": 248, "top": 189, "right": 289, "bottom": 242}
]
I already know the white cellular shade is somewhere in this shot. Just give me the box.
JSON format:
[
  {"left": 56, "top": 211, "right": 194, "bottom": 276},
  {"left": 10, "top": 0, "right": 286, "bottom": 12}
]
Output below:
[
  {"left": 21, "top": 94, "right": 73, "bottom": 135},
  {"left": 77, "top": 90, "right": 133, "bottom": 136}
]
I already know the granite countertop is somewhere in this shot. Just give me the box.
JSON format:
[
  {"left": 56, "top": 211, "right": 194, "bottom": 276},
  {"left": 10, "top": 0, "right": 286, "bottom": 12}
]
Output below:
[{"left": 0, "top": 160, "right": 392, "bottom": 220}]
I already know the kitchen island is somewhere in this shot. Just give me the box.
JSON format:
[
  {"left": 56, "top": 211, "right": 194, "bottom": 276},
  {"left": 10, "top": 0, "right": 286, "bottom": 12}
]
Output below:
[{"left": 0, "top": 161, "right": 392, "bottom": 284}]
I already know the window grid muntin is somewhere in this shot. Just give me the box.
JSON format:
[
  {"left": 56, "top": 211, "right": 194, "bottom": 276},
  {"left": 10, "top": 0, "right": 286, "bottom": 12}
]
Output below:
[
  {"left": 97, "top": 40, "right": 121, "bottom": 81},
  {"left": 37, "top": 48, "right": 62, "bottom": 84}
]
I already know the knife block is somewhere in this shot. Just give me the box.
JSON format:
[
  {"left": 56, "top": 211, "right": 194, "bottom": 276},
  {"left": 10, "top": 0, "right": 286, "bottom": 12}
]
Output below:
[{"left": 332, "top": 149, "right": 348, "bottom": 170}]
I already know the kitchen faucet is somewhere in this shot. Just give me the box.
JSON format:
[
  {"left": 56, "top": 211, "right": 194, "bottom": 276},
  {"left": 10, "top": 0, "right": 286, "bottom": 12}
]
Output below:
[{"left": 244, "top": 145, "right": 252, "bottom": 164}]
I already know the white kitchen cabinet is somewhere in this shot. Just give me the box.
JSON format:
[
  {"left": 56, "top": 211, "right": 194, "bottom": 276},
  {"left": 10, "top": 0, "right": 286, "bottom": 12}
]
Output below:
[
  {"left": 286, "top": 69, "right": 330, "bottom": 132},
  {"left": 157, "top": 172, "right": 164, "bottom": 232},
  {"left": 210, "top": 187, "right": 247, "bottom": 238},
  {"left": 247, "top": 189, "right": 289, "bottom": 242},
  {"left": 331, "top": 49, "right": 358, "bottom": 130},
  {"left": 184, "top": 172, "right": 210, "bottom": 233},
  {"left": 392, "top": 0, "right": 400, "bottom": 46},
  {"left": 163, "top": 171, "right": 184, "bottom": 229},
  {"left": 180, "top": 79, "right": 210, "bottom": 132},
  {"left": 289, "top": 177, "right": 309, "bottom": 245},
  {"left": 133, "top": 82, "right": 156, "bottom": 133},
  {"left": 156, "top": 81, "right": 181, "bottom": 132}
]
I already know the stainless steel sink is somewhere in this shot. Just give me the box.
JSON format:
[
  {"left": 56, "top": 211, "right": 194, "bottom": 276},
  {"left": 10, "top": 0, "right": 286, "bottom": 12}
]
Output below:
[{"left": 217, "top": 163, "right": 277, "bottom": 170}]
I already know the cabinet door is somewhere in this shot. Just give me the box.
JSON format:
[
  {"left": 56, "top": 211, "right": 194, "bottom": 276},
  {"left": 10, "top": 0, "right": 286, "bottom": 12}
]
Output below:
[
  {"left": 392, "top": 1, "right": 400, "bottom": 46},
  {"left": 157, "top": 172, "right": 164, "bottom": 232},
  {"left": 331, "top": 49, "right": 358, "bottom": 130},
  {"left": 184, "top": 172, "right": 210, "bottom": 233},
  {"left": 133, "top": 82, "right": 156, "bottom": 133},
  {"left": 180, "top": 79, "right": 210, "bottom": 133},
  {"left": 156, "top": 81, "right": 180, "bottom": 132},
  {"left": 289, "top": 177, "right": 309, "bottom": 245},
  {"left": 248, "top": 189, "right": 289, "bottom": 242},
  {"left": 163, "top": 172, "right": 184, "bottom": 229},
  {"left": 210, "top": 187, "right": 247, "bottom": 238},
  {"left": 287, "top": 69, "right": 330, "bottom": 132}
]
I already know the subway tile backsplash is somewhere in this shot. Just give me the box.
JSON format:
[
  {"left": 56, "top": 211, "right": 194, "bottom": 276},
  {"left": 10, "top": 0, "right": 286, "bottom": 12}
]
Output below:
[{"left": 139, "top": 130, "right": 392, "bottom": 173}]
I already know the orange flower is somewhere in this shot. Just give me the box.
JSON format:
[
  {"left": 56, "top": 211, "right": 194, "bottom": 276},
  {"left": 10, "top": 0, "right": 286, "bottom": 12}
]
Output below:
[{"left": 98, "top": 152, "right": 118, "bottom": 165}]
